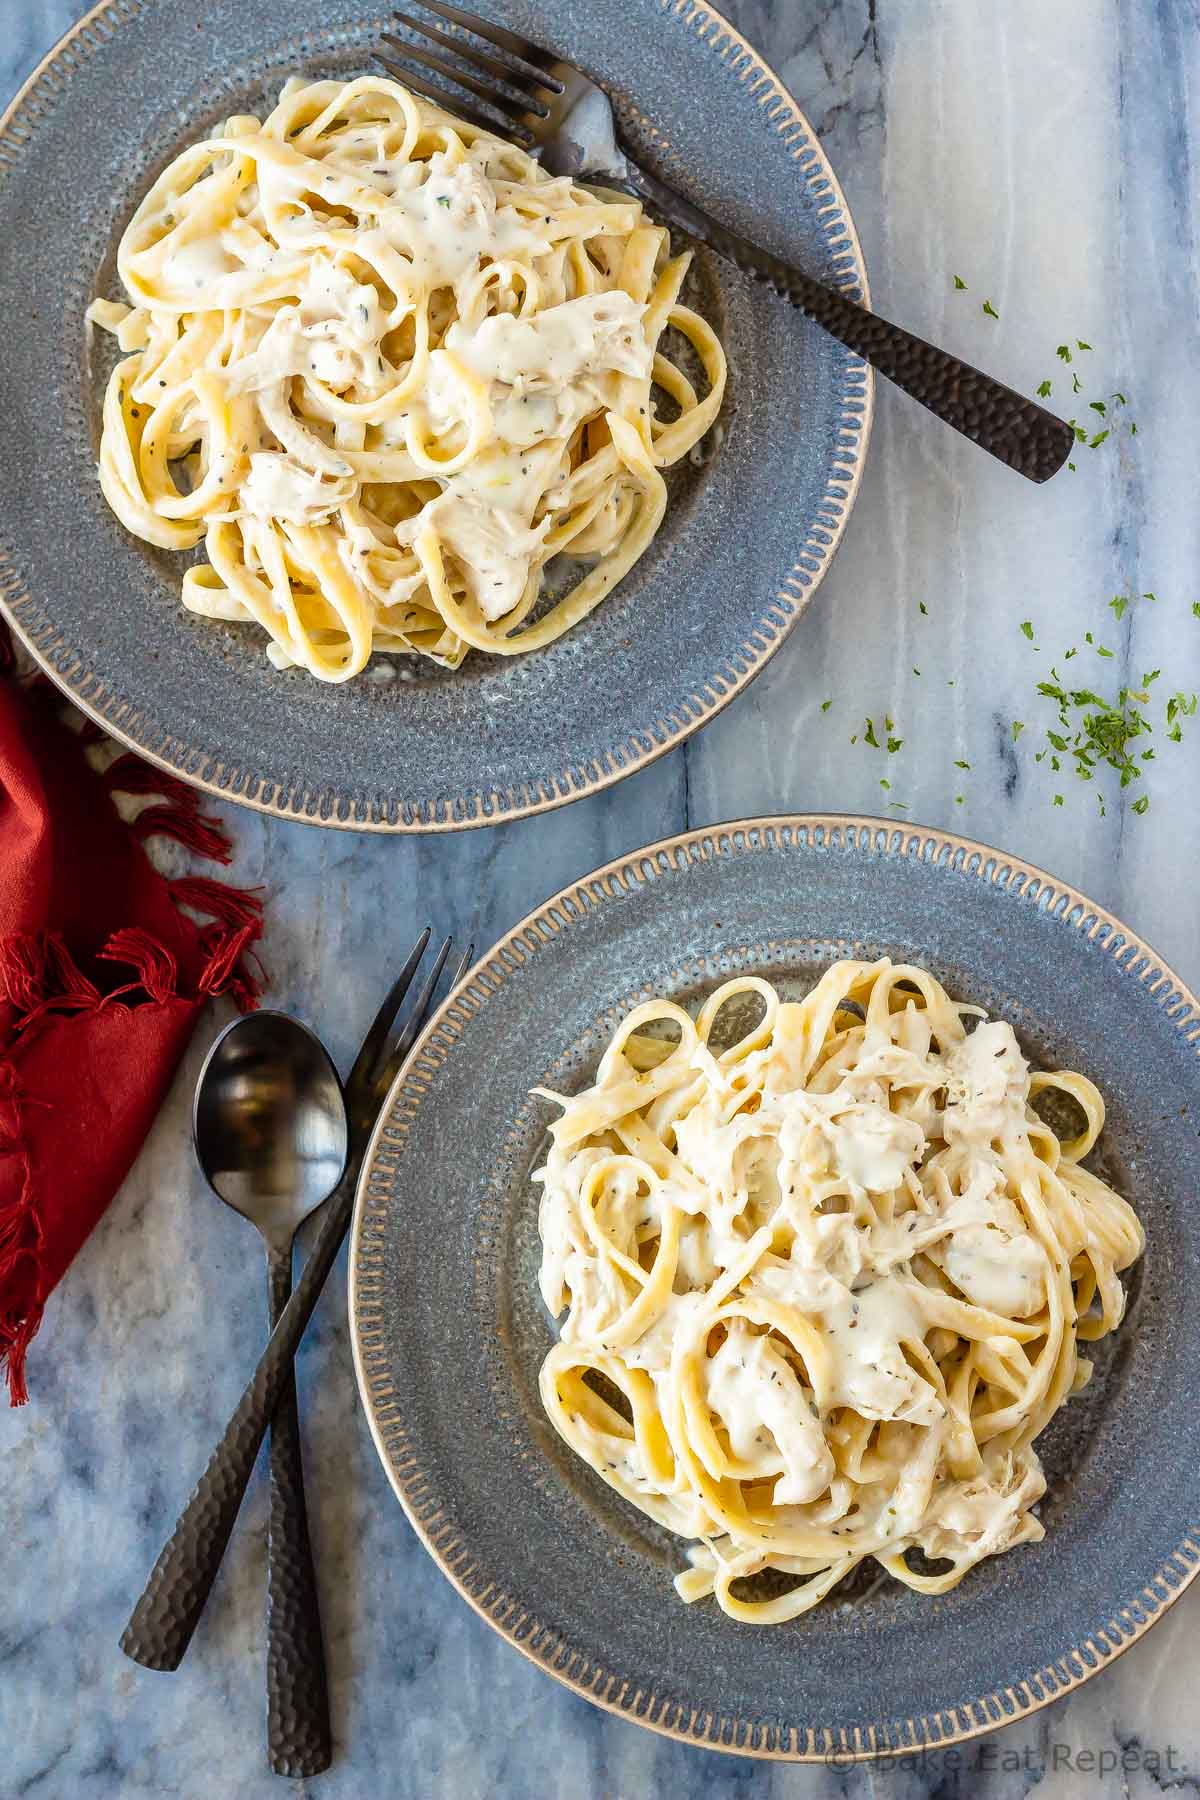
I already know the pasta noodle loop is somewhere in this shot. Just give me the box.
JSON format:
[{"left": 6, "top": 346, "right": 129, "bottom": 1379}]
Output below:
[
  {"left": 534, "top": 959, "right": 1144, "bottom": 1622},
  {"left": 89, "top": 76, "right": 726, "bottom": 680}
]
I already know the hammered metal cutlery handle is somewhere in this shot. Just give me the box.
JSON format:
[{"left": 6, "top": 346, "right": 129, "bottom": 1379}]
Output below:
[
  {"left": 120, "top": 1178, "right": 355, "bottom": 1673},
  {"left": 265, "top": 1244, "right": 331, "bottom": 1778},
  {"left": 622, "top": 159, "right": 1074, "bottom": 484}
]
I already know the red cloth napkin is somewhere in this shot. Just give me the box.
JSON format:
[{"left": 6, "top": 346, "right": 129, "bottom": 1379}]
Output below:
[{"left": 0, "top": 627, "right": 265, "bottom": 1403}]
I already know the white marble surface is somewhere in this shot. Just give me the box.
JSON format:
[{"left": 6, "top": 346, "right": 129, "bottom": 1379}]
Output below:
[{"left": 4, "top": 1, "right": 1200, "bottom": 1795}]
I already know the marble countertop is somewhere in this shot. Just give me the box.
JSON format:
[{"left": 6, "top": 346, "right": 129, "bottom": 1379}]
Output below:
[{"left": 5, "top": 1, "right": 1200, "bottom": 1795}]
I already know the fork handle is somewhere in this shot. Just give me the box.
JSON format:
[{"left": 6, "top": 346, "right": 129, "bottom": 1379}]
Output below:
[
  {"left": 119, "top": 1173, "right": 356, "bottom": 1674},
  {"left": 265, "top": 1243, "right": 331, "bottom": 1778},
  {"left": 619, "top": 156, "right": 1073, "bottom": 484}
]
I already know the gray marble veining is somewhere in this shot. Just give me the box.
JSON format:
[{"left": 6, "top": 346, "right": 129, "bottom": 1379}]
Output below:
[{"left": 4, "top": 2, "right": 1200, "bottom": 1796}]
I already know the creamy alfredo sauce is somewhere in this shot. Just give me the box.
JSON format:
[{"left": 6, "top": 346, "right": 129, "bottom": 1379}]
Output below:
[
  {"left": 111, "top": 134, "right": 653, "bottom": 624},
  {"left": 534, "top": 960, "right": 1142, "bottom": 1617},
  {"left": 89, "top": 77, "right": 729, "bottom": 679}
]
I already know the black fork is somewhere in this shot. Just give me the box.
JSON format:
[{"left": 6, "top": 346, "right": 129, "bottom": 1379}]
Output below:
[
  {"left": 120, "top": 929, "right": 473, "bottom": 1679},
  {"left": 376, "top": 1, "right": 1074, "bottom": 484}
]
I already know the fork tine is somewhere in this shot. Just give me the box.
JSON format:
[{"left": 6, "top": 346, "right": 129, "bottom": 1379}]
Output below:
[
  {"left": 394, "top": 8, "right": 559, "bottom": 102},
  {"left": 375, "top": 933, "right": 454, "bottom": 1081},
  {"left": 379, "top": 33, "right": 539, "bottom": 122},
  {"left": 376, "top": 937, "right": 475, "bottom": 1092},
  {"left": 372, "top": 51, "right": 526, "bottom": 138},
  {"left": 445, "top": 942, "right": 474, "bottom": 993},
  {"left": 348, "top": 926, "right": 431, "bottom": 1091},
  {"left": 409, "top": 0, "right": 559, "bottom": 83}
]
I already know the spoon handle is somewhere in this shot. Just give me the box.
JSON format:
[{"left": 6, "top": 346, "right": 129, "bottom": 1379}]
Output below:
[
  {"left": 264, "top": 1244, "right": 332, "bottom": 1777},
  {"left": 120, "top": 1176, "right": 355, "bottom": 1673}
]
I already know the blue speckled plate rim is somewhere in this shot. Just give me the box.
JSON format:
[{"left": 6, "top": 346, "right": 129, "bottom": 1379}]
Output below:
[
  {"left": 349, "top": 814, "right": 1200, "bottom": 1762},
  {"left": 0, "top": 0, "right": 874, "bottom": 833}
]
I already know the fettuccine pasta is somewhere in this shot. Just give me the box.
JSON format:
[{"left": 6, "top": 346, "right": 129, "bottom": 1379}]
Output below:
[
  {"left": 534, "top": 959, "right": 1143, "bottom": 1624},
  {"left": 88, "top": 75, "right": 726, "bottom": 681}
]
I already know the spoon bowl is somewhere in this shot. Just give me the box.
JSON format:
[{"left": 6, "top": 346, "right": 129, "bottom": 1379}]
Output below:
[{"left": 193, "top": 1010, "right": 349, "bottom": 1251}]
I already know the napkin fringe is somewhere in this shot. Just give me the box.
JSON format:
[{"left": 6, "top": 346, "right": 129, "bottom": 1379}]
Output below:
[
  {"left": 103, "top": 754, "right": 237, "bottom": 866},
  {"left": 0, "top": 1062, "right": 40, "bottom": 1404},
  {"left": 169, "top": 874, "right": 262, "bottom": 932},
  {"left": 0, "top": 722, "right": 267, "bottom": 1404}
]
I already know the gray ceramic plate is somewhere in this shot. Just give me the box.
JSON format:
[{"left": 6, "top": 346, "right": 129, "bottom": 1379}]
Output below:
[
  {"left": 351, "top": 817, "right": 1200, "bottom": 1760},
  {"left": 0, "top": 0, "right": 870, "bottom": 831}
]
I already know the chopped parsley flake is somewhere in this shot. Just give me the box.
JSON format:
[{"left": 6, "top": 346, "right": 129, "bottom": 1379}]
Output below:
[
  {"left": 1037, "top": 379, "right": 1052, "bottom": 398},
  {"left": 982, "top": 299, "right": 999, "bottom": 318},
  {"left": 1020, "top": 620, "right": 1034, "bottom": 640},
  {"left": 953, "top": 275, "right": 967, "bottom": 289},
  {"left": 1022, "top": 641, "right": 1186, "bottom": 814}
]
